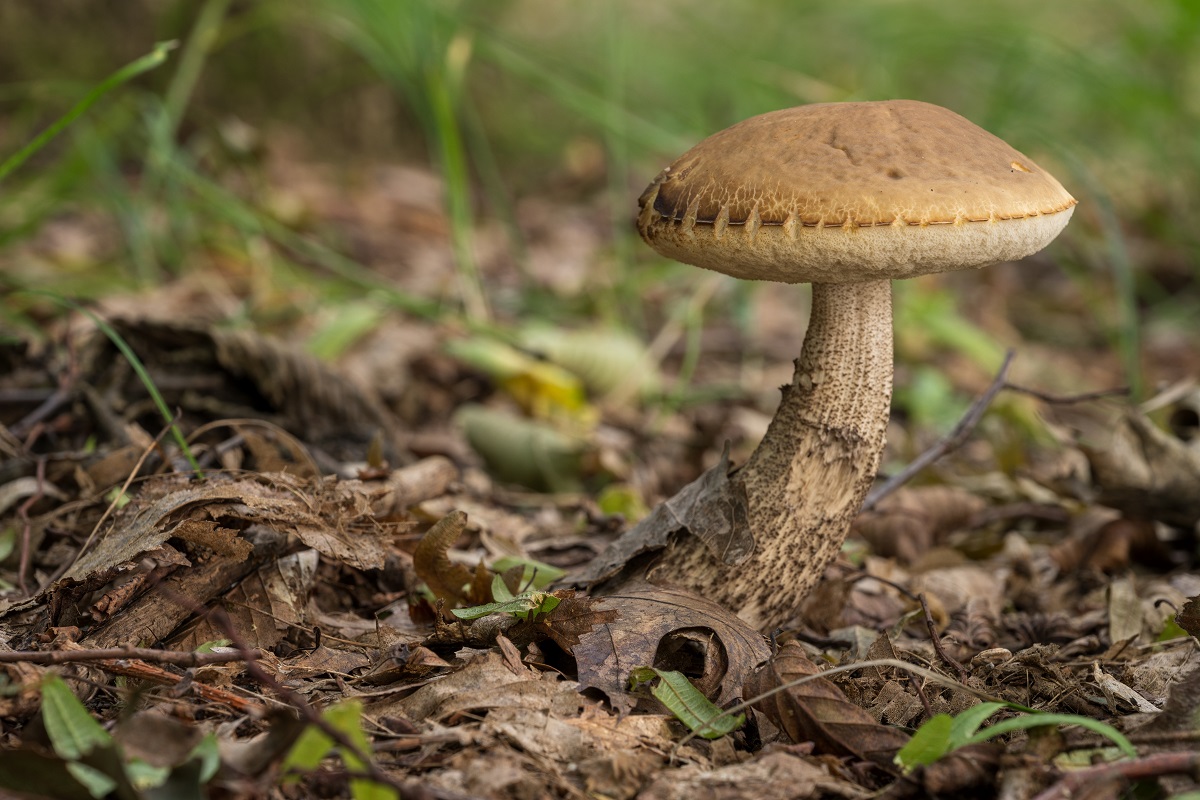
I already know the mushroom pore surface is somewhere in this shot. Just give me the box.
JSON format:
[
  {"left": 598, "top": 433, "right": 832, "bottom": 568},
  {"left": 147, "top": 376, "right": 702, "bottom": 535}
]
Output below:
[{"left": 609, "top": 99, "right": 1075, "bottom": 631}]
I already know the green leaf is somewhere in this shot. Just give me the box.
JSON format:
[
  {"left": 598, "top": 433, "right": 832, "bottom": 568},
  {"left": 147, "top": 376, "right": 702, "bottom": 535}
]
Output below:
[
  {"left": 280, "top": 720, "right": 334, "bottom": 781},
  {"left": 451, "top": 590, "right": 560, "bottom": 621},
  {"left": 65, "top": 763, "right": 117, "bottom": 799},
  {"left": 446, "top": 338, "right": 588, "bottom": 418},
  {"left": 41, "top": 676, "right": 111, "bottom": 761},
  {"left": 322, "top": 702, "right": 397, "bottom": 800},
  {"left": 125, "top": 758, "right": 171, "bottom": 790},
  {"left": 633, "top": 668, "right": 743, "bottom": 739},
  {"left": 188, "top": 734, "right": 221, "bottom": 784},
  {"left": 1157, "top": 616, "right": 1188, "bottom": 642},
  {"left": 491, "top": 573, "right": 515, "bottom": 603},
  {"left": 455, "top": 404, "right": 586, "bottom": 492},
  {"left": 947, "top": 702, "right": 1007, "bottom": 744},
  {"left": 894, "top": 713, "right": 954, "bottom": 770},
  {"left": 490, "top": 556, "right": 566, "bottom": 589},
  {"left": 280, "top": 701, "right": 397, "bottom": 799},
  {"left": 963, "top": 712, "right": 1137, "bottom": 758},
  {"left": 0, "top": 527, "right": 14, "bottom": 563}
]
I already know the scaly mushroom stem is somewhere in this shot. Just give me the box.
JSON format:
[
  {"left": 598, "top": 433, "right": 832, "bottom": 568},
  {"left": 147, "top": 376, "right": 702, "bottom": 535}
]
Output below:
[{"left": 648, "top": 279, "right": 894, "bottom": 630}]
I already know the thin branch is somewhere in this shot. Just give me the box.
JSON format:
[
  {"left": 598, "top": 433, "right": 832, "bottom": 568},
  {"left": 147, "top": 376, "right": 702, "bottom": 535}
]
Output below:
[
  {"left": 10, "top": 388, "right": 74, "bottom": 440},
  {"left": 1003, "top": 383, "right": 1129, "bottom": 405},
  {"left": 1031, "top": 751, "right": 1200, "bottom": 800},
  {"left": 16, "top": 455, "right": 46, "bottom": 593},
  {"left": 0, "top": 646, "right": 248, "bottom": 667},
  {"left": 919, "top": 592, "right": 970, "bottom": 684},
  {"left": 93, "top": 656, "right": 269, "bottom": 715},
  {"left": 864, "top": 350, "right": 1014, "bottom": 510}
]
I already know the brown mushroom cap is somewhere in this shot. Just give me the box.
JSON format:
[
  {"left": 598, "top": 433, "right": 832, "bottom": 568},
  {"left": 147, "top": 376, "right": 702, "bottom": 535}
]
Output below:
[{"left": 637, "top": 99, "right": 1076, "bottom": 283}]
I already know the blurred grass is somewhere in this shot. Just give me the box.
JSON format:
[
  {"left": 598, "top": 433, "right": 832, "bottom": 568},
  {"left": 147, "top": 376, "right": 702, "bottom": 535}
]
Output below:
[{"left": 1, "top": 0, "right": 1197, "bottom": 407}]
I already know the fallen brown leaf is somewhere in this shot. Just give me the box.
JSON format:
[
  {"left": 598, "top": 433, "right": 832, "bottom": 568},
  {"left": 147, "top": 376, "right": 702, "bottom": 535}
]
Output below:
[
  {"left": 1177, "top": 596, "right": 1200, "bottom": 640},
  {"left": 851, "top": 485, "right": 986, "bottom": 564},
  {"left": 575, "top": 444, "right": 752, "bottom": 587},
  {"left": 743, "top": 640, "right": 910, "bottom": 768},
  {"left": 638, "top": 749, "right": 868, "bottom": 800},
  {"left": 413, "top": 510, "right": 473, "bottom": 607},
  {"left": 1083, "top": 410, "right": 1200, "bottom": 528},
  {"left": 567, "top": 581, "right": 770, "bottom": 714}
]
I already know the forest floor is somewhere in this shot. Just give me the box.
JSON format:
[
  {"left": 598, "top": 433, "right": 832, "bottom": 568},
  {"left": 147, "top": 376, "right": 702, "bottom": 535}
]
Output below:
[{"left": 2, "top": 141, "right": 1200, "bottom": 800}]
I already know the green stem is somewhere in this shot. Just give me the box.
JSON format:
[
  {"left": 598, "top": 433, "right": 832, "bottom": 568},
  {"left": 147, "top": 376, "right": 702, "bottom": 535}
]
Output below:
[{"left": 0, "top": 41, "right": 177, "bottom": 185}]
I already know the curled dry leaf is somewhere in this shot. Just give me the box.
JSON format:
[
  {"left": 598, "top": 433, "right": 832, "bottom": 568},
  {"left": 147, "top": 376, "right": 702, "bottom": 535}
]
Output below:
[
  {"left": 1050, "top": 517, "right": 1165, "bottom": 573},
  {"left": 1176, "top": 596, "right": 1200, "bottom": 640},
  {"left": 413, "top": 510, "right": 474, "bottom": 607},
  {"left": 24, "top": 472, "right": 400, "bottom": 609},
  {"left": 80, "top": 319, "right": 401, "bottom": 460},
  {"left": 1083, "top": 410, "right": 1200, "bottom": 528},
  {"left": 910, "top": 743, "right": 1002, "bottom": 795},
  {"left": 851, "top": 485, "right": 986, "bottom": 564},
  {"left": 576, "top": 444, "right": 751, "bottom": 587},
  {"left": 559, "top": 582, "right": 770, "bottom": 715},
  {"left": 742, "top": 640, "right": 909, "bottom": 768}
]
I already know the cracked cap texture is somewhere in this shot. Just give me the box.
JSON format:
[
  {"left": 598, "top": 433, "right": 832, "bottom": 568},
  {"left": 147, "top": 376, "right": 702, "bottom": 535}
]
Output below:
[{"left": 637, "top": 99, "right": 1076, "bottom": 283}]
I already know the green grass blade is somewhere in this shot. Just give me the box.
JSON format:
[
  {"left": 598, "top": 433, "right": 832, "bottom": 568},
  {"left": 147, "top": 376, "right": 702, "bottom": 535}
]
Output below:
[
  {"left": 947, "top": 701, "right": 1007, "bottom": 743},
  {"left": 963, "top": 712, "right": 1137, "bottom": 758},
  {"left": 0, "top": 40, "right": 177, "bottom": 184},
  {"left": 164, "top": 0, "right": 230, "bottom": 138},
  {"left": 20, "top": 292, "right": 203, "bottom": 477}
]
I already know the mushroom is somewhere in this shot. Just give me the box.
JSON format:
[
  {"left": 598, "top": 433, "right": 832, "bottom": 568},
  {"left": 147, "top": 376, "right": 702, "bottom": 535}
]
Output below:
[{"left": 619, "top": 99, "right": 1076, "bottom": 631}]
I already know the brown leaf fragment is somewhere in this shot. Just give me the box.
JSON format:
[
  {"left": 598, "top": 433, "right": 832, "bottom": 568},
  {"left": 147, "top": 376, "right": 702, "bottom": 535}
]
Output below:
[
  {"left": 1129, "top": 662, "right": 1200, "bottom": 736},
  {"left": 387, "top": 651, "right": 577, "bottom": 726},
  {"left": 638, "top": 750, "right": 868, "bottom": 800},
  {"left": 1083, "top": 410, "right": 1200, "bottom": 527},
  {"left": 112, "top": 710, "right": 203, "bottom": 770},
  {"left": 413, "top": 510, "right": 473, "bottom": 607},
  {"left": 1051, "top": 517, "right": 1163, "bottom": 574},
  {"left": 371, "top": 455, "right": 460, "bottom": 516},
  {"left": 170, "top": 548, "right": 316, "bottom": 653},
  {"left": 539, "top": 591, "right": 621, "bottom": 652},
  {"left": 901, "top": 743, "right": 1002, "bottom": 796},
  {"left": 82, "top": 528, "right": 290, "bottom": 649},
  {"left": 578, "top": 750, "right": 663, "bottom": 800},
  {"left": 743, "top": 641, "right": 909, "bottom": 768},
  {"left": 575, "top": 444, "right": 752, "bottom": 586},
  {"left": 0, "top": 659, "right": 44, "bottom": 719},
  {"left": 38, "top": 472, "right": 397, "bottom": 608},
  {"left": 496, "top": 634, "right": 529, "bottom": 676},
  {"left": 358, "top": 644, "right": 451, "bottom": 686},
  {"left": 569, "top": 582, "right": 770, "bottom": 714},
  {"left": 1176, "top": 596, "right": 1200, "bottom": 640},
  {"left": 171, "top": 518, "right": 253, "bottom": 559},
  {"left": 285, "top": 645, "right": 371, "bottom": 679},
  {"left": 851, "top": 485, "right": 986, "bottom": 564}
]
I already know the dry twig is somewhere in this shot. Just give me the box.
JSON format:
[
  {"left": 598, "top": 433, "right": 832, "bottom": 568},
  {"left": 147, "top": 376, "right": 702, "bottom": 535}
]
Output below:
[{"left": 864, "top": 351, "right": 1015, "bottom": 510}]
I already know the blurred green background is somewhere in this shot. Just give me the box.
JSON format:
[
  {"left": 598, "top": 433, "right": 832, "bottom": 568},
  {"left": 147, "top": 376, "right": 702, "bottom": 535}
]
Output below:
[{"left": 2, "top": 0, "right": 1197, "bottom": 429}]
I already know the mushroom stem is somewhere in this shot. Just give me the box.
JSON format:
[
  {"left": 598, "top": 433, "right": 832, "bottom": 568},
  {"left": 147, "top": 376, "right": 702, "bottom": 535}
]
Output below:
[{"left": 649, "top": 279, "right": 894, "bottom": 630}]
